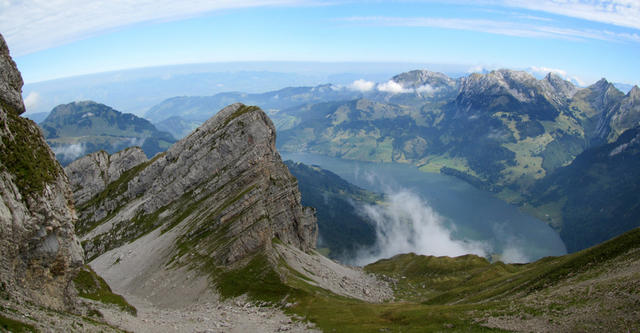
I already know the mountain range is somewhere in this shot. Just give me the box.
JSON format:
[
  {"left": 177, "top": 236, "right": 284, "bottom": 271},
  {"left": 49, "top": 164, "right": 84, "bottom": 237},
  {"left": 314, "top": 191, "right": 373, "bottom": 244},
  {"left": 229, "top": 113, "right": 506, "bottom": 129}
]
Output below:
[
  {"left": 61, "top": 103, "right": 640, "bottom": 332},
  {"left": 142, "top": 69, "right": 640, "bottom": 252},
  {"left": 35, "top": 66, "right": 640, "bottom": 254},
  {"left": 2, "top": 28, "right": 640, "bottom": 332}
]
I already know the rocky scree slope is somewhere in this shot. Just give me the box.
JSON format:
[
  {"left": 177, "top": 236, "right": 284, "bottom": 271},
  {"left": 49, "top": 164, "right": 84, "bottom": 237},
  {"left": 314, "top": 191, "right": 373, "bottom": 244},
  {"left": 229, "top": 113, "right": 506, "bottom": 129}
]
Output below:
[
  {"left": 75, "top": 103, "right": 318, "bottom": 268},
  {"left": 0, "top": 33, "right": 84, "bottom": 311}
]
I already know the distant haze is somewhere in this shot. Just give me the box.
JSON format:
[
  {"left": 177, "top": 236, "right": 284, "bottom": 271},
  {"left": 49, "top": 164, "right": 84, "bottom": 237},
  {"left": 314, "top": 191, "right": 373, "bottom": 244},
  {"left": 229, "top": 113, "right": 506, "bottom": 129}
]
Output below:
[
  {"left": 20, "top": 62, "right": 470, "bottom": 116},
  {"left": 22, "top": 61, "right": 631, "bottom": 119}
]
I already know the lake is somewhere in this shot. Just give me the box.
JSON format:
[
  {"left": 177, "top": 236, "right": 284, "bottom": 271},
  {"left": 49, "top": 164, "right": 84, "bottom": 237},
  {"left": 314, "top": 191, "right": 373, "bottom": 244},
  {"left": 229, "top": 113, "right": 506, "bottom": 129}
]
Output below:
[{"left": 282, "top": 152, "right": 567, "bottom": 263}]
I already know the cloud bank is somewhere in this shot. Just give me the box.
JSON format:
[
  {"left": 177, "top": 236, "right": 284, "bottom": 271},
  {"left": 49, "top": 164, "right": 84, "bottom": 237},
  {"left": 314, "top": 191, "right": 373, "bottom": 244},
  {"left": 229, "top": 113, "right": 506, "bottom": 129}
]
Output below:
[
  {"left": 377, "top": 80, "right": 411, "bottom": 94},
  {"left": 349, "top": 79, "right": 376, "bottom": 92},
  {"left": 353, "top": 189, "right": 490, "bottom": 265},
  {"left": 51, "top": 143, "right": 86, "bottom": 162},
  {"left": 347, "top": 79, "right": 441, "bottom": 95}
]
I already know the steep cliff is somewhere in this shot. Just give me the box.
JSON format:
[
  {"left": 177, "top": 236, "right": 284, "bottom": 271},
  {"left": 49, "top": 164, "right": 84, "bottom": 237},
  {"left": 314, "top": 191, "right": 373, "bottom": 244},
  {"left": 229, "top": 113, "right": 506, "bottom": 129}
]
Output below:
[
  {"left": 0, "top": 33, "right": 83, "bottom": 310},
  {"left": 77, "top": 103, "right": 317, "bottom": 266}
]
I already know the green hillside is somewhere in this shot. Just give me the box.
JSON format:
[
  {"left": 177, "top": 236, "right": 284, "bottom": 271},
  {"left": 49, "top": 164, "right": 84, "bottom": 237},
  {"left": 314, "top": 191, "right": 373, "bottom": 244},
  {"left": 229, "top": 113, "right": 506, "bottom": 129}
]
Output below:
[
  {"left": 525, "top": 125, "right": 640, "bottom": 252},
  {"left": 219, "top": 228, "right": 640, "bottom": 332},
  {"left": 40, "top": 101, "right": 175, "bottom": 165}
]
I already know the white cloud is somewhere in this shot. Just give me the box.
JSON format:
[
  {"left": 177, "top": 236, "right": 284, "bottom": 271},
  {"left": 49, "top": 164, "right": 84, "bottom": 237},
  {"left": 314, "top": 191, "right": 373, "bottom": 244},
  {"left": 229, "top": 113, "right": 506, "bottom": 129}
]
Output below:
[
  {"left": 0, "top": 0, "right": 316, "bottom": 56},
  {"left": 527, "top": 66, "right": 587, "bottom": 86},
  {"left": 467, "top": 65, "right": 489, "bottom": 74},
  {"left": 23, "top": 91, "right": 40, "bottom": 111},
  {"left": 343, "top": 16, "right": 640, "bottom": 43},
  {"left": 52, "top": 143, "right": 86, "bottom": 161},
  {"left": 500, "top": 246, "right": 529, "bottom": 263},
  {"left": 354, "top": 190, "right": 489, "bottom": 265},
  {"left": 415, "top": 84, "right": 438, "bottom": 94},
  {"left": 349, "top": 79, "right": 375, "bottom": 92},
  {"left": 377, "top": 80, "right": 411, "bottom": 94}
]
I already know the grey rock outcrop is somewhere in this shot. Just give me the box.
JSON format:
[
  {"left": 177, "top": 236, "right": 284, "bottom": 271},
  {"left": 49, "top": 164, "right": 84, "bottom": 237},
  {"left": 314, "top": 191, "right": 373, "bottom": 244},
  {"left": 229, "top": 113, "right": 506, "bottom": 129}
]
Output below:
[
  {"left": 77, "top": 103, "right": 317, "bottom": 266},
  {"left": 458, "top": 70, "right": 541, "bottom": 104},
  {"left": 391, "top": 70, "right": 457, "bottom": 90},
  {"left": 598, "top": 85, "right": 640, "bottom": 142},
  {"left": 65, "top": 147, "right": 148, "bottom": 206},
  {"left": 0, "top": 36, "right": 24, "bottom": 115},
  {"left": 541, "top": 73, "right": 578, "bottom": 100},
  {"left": 0, "top": 33, "right": 83, "bottom": 310}
]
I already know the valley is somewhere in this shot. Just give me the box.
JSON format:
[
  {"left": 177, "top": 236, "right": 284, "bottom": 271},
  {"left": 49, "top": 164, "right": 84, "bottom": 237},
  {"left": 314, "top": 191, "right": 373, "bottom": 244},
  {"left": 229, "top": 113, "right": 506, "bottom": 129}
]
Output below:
[
  {"left": 282, "top": 152, "right": 566, "bottom": 264},
  {"left": 1, "top": 20, "right": 639, "bottom": 332}
]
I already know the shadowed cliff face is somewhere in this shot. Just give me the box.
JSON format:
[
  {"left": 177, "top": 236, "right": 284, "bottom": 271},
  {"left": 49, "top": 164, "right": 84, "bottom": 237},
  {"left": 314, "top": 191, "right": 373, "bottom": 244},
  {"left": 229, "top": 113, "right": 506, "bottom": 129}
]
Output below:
[
  {"left": 0, "top": 33, "right": 84, "bottom": 310},
  {"left": 75, "top": 103, "right": 317, "bottom": 267}
]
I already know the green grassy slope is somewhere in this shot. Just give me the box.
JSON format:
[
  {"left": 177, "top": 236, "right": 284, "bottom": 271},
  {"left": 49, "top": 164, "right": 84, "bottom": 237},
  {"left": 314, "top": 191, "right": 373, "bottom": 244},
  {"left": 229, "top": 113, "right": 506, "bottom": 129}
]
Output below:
[
  {"left": 208, "top": 228, "right": 640, "bottom": 332},
  {"left": 525, "top": 125, "right": 640, "bottom": 252}
]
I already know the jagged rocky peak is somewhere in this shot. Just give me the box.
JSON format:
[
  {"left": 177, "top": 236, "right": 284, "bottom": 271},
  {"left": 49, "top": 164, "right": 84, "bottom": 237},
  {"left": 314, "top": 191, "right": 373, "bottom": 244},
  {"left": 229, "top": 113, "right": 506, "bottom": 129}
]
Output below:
[
  {"left": 459, "top": 69, "right": 541, "bottom": 102},
  {"left": 590, "top": 78, "right": 614, "bottom": 92},
  {"left": 65, "top": 147, "right": 148, "bottom": 206},
  {"left": 542, "top": 72, "right": 577, "bottom": 99},
  {"left": 392, "top": 69, "right": 456, "bottom": 88},
  {"left": 0, "top": 33, "right": 83, "bottom": 310},
  {"left": 607, "top": 85, "right": 640, "bottom": 140},
  {"left": 587, "top": 78, "right": 624, "bottom": 107},
  {"left": 77, "top": 103, "right": 317, "bottom": 266}
]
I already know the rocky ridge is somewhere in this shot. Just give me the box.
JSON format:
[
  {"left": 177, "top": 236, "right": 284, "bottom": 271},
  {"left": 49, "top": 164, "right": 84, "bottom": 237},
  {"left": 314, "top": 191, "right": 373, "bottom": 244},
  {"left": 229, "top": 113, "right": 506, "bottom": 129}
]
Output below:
[
  {"left": 65, "top": 147, "right": 148, "bottom": 207},
  {"left": 391, "top": 69, "right": 458, "bottom": 93},
  {"left": 76, "top": 103, "right": 318, "bottom": 265},
  {"left": 0, "top": 33, "right": 84, "bottom": 310},
  {"left": 599, "top": 85, "right": 640, "bottom": 142}
]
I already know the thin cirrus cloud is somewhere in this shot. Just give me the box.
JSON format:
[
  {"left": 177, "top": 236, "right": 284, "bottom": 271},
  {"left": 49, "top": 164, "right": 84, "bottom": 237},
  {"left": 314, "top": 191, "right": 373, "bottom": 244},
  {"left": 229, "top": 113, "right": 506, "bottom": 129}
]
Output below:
[
  {"left": 498, "top": 0, "right": 640, "bottom": 30},
  {"left": 342, "top": 16, "right": 640, "bottom": 43},
  {"left": 432, "top": 0, "right": 640, "bottom": 30},
  {"left": 0, "top": 0, "right": 314, "bottom": 56}
]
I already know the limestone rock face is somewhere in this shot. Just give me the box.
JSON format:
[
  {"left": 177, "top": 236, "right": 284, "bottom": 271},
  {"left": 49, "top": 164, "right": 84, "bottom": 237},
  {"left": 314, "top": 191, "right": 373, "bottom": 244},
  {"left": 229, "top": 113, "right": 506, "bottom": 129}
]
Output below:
[
  {"left": 77, "top": 103, "right": 317, "bottom": 266},
  {"left": 391, "top": 70, "right": 457, "bottom": 90},
  {"left": 0, "top": 36, "right": 24, "bottom": 115},
  {"left": 605, "top": 86, "right": 640, "bottom": 141},
  {"left": 0, "top": 33, "right": 83, "bottom": 310},
  {"left": 542, "top": 73, "right": 578, "bottom": 100},
  {"left": 65, "top": 147, "right": 148, "bottom": 206},
  {"left": 594, "top": 84, "right": 640, "bottom": 142}
]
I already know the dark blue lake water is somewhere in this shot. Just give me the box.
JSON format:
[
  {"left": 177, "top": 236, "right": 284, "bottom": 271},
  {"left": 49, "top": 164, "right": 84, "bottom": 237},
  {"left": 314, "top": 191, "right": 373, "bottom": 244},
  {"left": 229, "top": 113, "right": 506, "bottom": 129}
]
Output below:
[{"left": 282, "top": 152, "right": 567, "bottom": 263}]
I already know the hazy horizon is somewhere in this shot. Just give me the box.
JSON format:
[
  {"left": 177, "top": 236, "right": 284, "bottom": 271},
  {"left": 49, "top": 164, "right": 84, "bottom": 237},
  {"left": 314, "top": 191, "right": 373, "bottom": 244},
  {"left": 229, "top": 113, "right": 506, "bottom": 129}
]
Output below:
[{"left": 3, "top": 1, "right": 639, "bottom": 86}]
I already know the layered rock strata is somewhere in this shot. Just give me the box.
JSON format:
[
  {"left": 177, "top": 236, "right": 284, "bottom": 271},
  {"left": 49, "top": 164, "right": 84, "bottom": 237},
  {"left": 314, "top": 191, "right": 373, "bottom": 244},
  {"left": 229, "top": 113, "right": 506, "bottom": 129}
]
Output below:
[
  {"left": 0, "top": 33, "right": 83, "bottom": 310},
  {"left": 77, "top": 103, "right": 317, "bottom": 267}
]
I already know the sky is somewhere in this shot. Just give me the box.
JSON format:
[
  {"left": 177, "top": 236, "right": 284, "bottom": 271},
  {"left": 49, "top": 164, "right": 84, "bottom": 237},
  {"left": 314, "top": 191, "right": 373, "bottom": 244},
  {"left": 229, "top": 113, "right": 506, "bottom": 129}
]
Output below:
[{"left": 2, "top": 0, "right": 639, "bottom": 86}]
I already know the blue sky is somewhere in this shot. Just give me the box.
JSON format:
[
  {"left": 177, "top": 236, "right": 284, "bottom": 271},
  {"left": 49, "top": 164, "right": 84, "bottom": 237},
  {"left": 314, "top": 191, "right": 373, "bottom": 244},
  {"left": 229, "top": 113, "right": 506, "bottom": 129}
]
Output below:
[{"left": 2, "top": 0, "right": 639, "bottom": 86}]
